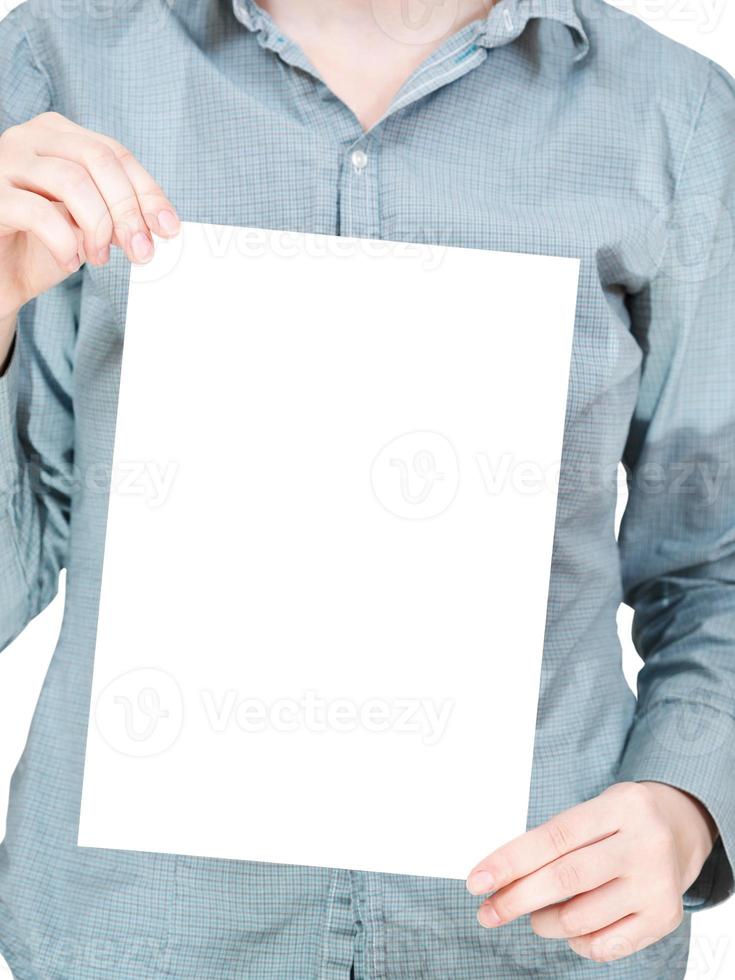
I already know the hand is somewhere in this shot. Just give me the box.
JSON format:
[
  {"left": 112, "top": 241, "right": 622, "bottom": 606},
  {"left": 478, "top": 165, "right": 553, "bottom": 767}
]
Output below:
[
  {"left": 466, "top": 781, "right": 718, "bottom": 963},
  {"left": 0, "top": 111, "right": 180, "bottom": 360}
]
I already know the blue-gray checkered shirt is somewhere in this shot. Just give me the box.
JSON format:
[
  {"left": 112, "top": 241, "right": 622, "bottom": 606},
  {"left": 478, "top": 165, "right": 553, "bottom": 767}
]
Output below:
[{"left": 0, "top": 0, "right": 734, "bottom": 977}]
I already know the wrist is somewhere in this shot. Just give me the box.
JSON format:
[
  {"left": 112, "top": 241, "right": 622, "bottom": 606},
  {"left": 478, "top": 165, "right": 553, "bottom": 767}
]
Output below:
[{"left": 640, "top": 781, "right": 718, "bottom": 890}]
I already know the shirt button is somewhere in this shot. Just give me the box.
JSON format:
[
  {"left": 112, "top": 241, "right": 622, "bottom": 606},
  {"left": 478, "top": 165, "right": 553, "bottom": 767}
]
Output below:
[{"left": 351, "top": 149, "right": 369, "bottom": 173}]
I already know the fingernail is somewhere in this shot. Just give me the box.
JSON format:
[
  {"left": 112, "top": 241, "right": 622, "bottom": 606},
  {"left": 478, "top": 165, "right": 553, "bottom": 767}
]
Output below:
[
  {"left": 66, "top": 253, "right": 82, "bottom": 273},
  {"left": 467, "top": 871, "right": 495, "bottom": 896},
  {"left": 96, "top": 245, "right": 110, "bottom": 265},
  {"left": 478, "top": 904, "right": 502, "bottom": 928},
  {"left": 157, "top": 209, "right": 180, "bottom": 235},
  {"left": 131, "top": 232, "right": 153, "bottom": 263}
]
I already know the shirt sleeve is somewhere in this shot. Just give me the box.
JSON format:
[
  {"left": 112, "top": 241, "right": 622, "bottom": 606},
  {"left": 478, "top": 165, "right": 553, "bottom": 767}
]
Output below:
[
  {"left": 0, "top": 6, "right": 77, "bottom": 651},
  {"left": 615, "top": 60, "right": 735, "bottom": 911}
]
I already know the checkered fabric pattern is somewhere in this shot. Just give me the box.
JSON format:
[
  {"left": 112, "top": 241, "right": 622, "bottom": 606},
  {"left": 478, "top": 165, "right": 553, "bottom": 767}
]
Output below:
[{"left": 0, "top": 0, "right": 733, "bottom": 976}]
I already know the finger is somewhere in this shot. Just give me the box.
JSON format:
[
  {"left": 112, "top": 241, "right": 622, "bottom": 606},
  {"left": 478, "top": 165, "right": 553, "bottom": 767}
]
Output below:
[
  {"left": 35, "top": 114, "right": 180, "bottom": 239},
  {"left": 568, "top": 903, "right": 684, "bottom": 964},
  {"left": 532, "top": 877, "right": 642, "bottom": 939},
  {"left": 477, "top": 835, "right": 627, "bottom": 929},
  {"left": 0, "top": 188, "right": 82, "bottom": 272},
  {"left": 16, "top": 157, "right": 113, "bottom": 266},
  {"left": 31, "top": 129, "right": 155, "bottom": 264},
  {"left": 96, "top": 138, "right": 180, "bottom": 239},
  {"left": 467, "top": 786, "right": 628, "bottom": 896}
]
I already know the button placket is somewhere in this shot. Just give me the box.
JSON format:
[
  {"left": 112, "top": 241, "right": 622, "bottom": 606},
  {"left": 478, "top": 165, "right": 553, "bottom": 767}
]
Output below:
[
  {"left": 351, "top": 149, "right": 369, "bottom": 174},
  {"left": 340, "top": 141, "right": 380, "bottom": 240}
]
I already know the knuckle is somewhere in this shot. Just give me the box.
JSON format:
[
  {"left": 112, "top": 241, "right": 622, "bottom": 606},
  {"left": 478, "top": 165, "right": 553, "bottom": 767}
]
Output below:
[
  {"left": 553, "top": 860, "right": 582, "bottom": 896},
  {"left": 99, "top": 135, "right": 126, "bottom": 156},
  {"left": 113, "top": 210, "right": 145, "bottom": 236},
  {"left": 637, "top": 794, "right": 661, "bottom": 822},
  {"left": 545, "top": 820, "right": 574, "bottom": 857},
  {"left": 662, "top": 901, "right": 684, "bottom": 933},
  {"left": 38, "top": 110, "right": 63, "bottom": 124},
  {"left": 588, "top": 944, "right": 615, "bottom": 964},
  {"left": 491, "top": 896, "right": 513, "bottom": 923},
  {"left": 575, "top": 936, "right": 624, "bottom": 963},
  {"left": 115, "top": 202, "right": 142, "bottom": 221},
  {"left": 59, "top": 161, "right": 90, "bottom": 192},
  {"left": 86, "top": 143, "right": 118, "bottom": 170},
  {"left": 115, "top": 146, "right": 136, "bottom": 166},
  {"left": 648, "top": 824, "right": 675, "bottom": 856},
  {"left": 94, "top": 213, "right": 114, "bottom": 240},
  {"left": 140, "top": 190, "right": 167, "bottom": 212},
  {"left": 611, "top": 781, "right": 647, "bottom": 806},
  {"left": 558, "top": 905, "right": 583, "bottom": 938},
  {"left": 611, "top": 782, "right": 659, "bottom": 822},
  {"left": 0, "top": 124, "right": 20, "bottom": 147},
  {"left": 0, "top": 124, "right": 28, "bottom": 157}
]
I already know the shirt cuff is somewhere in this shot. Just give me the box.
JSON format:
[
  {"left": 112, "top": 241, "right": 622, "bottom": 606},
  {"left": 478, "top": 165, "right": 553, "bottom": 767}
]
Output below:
[
  {"left": 616, "top": 697, "right": 735, "bottom": 911},
  {"left": 0, "top": 337, "right": 20, "bottom": 498},
  {"left": 0, "top": 339, "right": 29, "bottom": 650}
]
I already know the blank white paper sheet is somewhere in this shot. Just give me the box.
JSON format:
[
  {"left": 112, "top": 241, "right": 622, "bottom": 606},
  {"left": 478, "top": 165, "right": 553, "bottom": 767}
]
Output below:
[{"left": 79, "top": 221, "right": 580, "bottom": 879}]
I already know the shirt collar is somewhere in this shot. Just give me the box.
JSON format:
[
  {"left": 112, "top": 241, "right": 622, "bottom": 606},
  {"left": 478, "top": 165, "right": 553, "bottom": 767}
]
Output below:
[
  {"left": 477, "top": 0, "right": 590, "bottom": 62},
  {"left": 231, "top": 0, "right": 267, "bottom": 34},
  {"left": 530, "top": 0, "right": 590, "bottom": 62},
  {"left": 232, "top": 0, "right": 590, "bottom": 64}
]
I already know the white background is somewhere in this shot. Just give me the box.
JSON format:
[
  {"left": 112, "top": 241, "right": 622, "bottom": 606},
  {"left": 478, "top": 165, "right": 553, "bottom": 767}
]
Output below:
[{"left": 0, "top": 0, "right": 733, "bottom": 976}]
